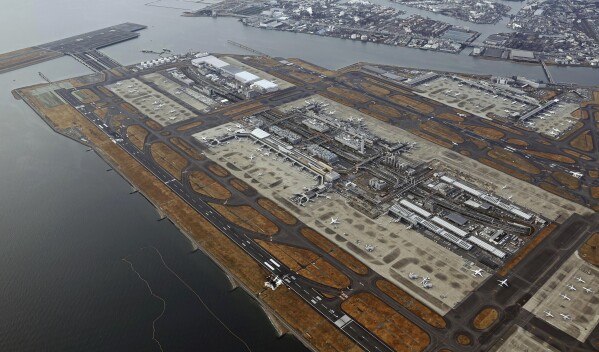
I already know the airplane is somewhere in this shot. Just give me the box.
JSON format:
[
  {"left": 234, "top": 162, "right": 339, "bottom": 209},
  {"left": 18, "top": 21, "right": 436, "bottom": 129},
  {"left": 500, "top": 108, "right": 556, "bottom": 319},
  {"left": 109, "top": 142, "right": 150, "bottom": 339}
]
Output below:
[
  {"left": 406, "top": 224, "right": 413, "bottom": 229},
  {"left": 560, "top": 293, "right": 571, "bottom": 301},
  {"left": 471, "top": 269, "right": 484, "bottom": 277},
  {"left": 567, "top": 284, "right": 576, "bottom": 291},
  {"left": 200, "top": 136, "right": 207, "bottom": 141},
  {"left": 576, "top": 277, "right": 586, "bottom": 283},
  {"left": 248, "top": 154, "right": 255, "bottom": 160},
  {"left": 330, "top": 218, "right": 340, "bottom": 225},
  {"left": 421, "top": 277, "right": 432, "bottom": 289},
  {"left": 583, "top": 287, "right": 593, "bottom": 293},
  {"left": 502, "top": 184, "right": 507, "bottom": 189},
  {"left": 263, "top": 151, "right": 270, "bottom": 156},
  {"left": 235, "top": 123, "right": 242, "bottom": 128},
  {"left": 169, "top": 109, "right": 176, "bottom": 113},
  {"left": 544, "top": 311, "right": 554, "bottom": 318},
  {"left": 560, "top": 313, "right": 572, "bottom": 320},
  {"left": 226, "top": 127, "right": 233, "bottom": 132},
  {"left": 498, "top": 279, "right": 509, "bottom": 287}
]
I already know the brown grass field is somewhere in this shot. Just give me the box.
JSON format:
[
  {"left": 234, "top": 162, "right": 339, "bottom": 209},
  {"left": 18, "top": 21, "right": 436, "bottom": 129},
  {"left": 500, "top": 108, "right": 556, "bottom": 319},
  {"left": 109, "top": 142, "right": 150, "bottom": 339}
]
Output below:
[
  {"left": 456, "top": 334, "right": 471, "bottom": 346},
  {"left": 472, "top": 308, "right": 499, "bottom": 330},
  {"left": 256, "top": 239, "right": 319, "bottom": 271},
  {"left": 360, "top": 82, "right": 391, "bottom": 97},
  {"left": 150, "top": 142, "right": 189, "bottom": 180},
  {"left": 562, "top": 148, "right": 593, "bottom": 161},
  {"left": 327, "top": 86, "right": 371, "bottom": 104},
  {"left": 288, "top": 58, "right": 337, "bottom": 76},
  {"left": 368, "top": 103, "right": 404, "bottom": 119},
  {"left": 256, "top": 240, "right": 350, "bottom": 289},
  {"left": 412, "top": 130, "right": 454, "bottom": 149},
  {"left": 579, "top": 232, "right": 599, "bottom": 266},
  {"left": 300, "top": 228, "right": 368, "bottom": 275},
  {"left": 288, "top": 71, "right": 321, "bottom": 84},
  {"left": 342, "top": 292, "right": 431, "bottom": 352},
  {"left": 260, "top": 288, "right": 362, "bottom": 352},
  {"left": 483, "top": 120, "right": 524, "bottom": 136},
  {"left": 506, "top": 138, "right": 529, "bottom": 147},
  {"left": 592, "top": 186, "right": 599, "bottom": 199},
  {"left": 170, "top": 137, "right": 205, "bottom": 160},
  {"left": 420, "top": 120, "right": 464, "bottom": 144},
  {"left": 111, "top": 114, "right": 127, "bottom": 129},
  {"left": 376, "top": 279, "right": 446, "bottom": 329},
  {"left": 222, "top": 101, "right": 265, "bottom": 117},
  {"left": 590, "top": 170, "right": 599, "bottom": 178},
  {"left": 175, "top": 121, "right": 203, "bottom": 132},
  {"left": 359, "top": 108, "right": 390, "bottom": 122},
  {"left": 461, "top": 124, "right": 505, "bottom": 140},
  {"left": 488, "top": 147, "right": 541, "bottom": 175},
  {"left": 470, "top": 138, "right": 490, "bottom": 150},
  {"left": 257, "top": 198, "right": 297, "bottom": 225},
  {"left": 210, "top": 203, "right": 278, "bottom": 236},
  {"left": 539, "top": 182, "right": 580, "bottom": 202},
  {"left": 569, "top": 130, "right": 594, "bottom": 152},
  {"left": 524, "top": 150, "right": 576, "bottom": 164},
  {"left": 230, "top": 178, "right": 252, "bottom": 193},
  {"left": 301, "top": 258, "right": 350, "bottom": 289},
  {"left": 478, "top": 158, "right": 532, "bottom": 182},
  {"left": 126, "top": 125, "right": 148, "bottom": 150},
  {"left": 145, "top": 119, "right": 162, "bottom": 131},
  {"left": 73, "top": 89, "right": 101, "bottom": 104},
  {"left": 94, "top": 107, "right": 108, "bottom": 120},
  {"left": 188, "top": 171, "right": 231, "bottom": 200},
  {"left": 390, "top": 94, "right": 434, "bottom": 114},
  {"left": 552, "top": 171, "right": 580, "bottom": 189},
  {"left": 436, "top": 113, "right": 464, "bottom": 122},
  {"left": 120, "top": 102, "right": 137, "bottom": 114},
  {"left": 208, "top": 163, "right": 230, "bottom": 177},
  {"left": 97, "top": 86, "right": 114, "bottom": 97}
]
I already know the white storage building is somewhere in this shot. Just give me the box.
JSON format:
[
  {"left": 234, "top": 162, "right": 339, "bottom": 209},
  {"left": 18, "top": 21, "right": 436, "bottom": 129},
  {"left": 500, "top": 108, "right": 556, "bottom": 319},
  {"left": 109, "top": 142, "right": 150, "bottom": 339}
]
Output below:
[
  {"left": 235, "top": 71, "right": 260, "bottom": 85},
  {"left": 251, "top": 79, "right": 279, "bottom": 93}
]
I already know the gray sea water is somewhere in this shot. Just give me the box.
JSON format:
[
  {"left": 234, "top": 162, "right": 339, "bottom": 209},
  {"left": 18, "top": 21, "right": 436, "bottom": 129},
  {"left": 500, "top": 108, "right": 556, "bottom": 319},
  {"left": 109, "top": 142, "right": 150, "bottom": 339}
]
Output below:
[{"left": 0, "top": 0, "right": 597, "bottom": 351}]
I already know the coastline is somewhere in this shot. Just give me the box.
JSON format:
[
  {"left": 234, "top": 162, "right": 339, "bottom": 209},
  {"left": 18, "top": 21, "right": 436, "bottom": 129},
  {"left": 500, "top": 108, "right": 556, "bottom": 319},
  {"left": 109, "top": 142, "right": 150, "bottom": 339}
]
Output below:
[{"left": 13, "top": 82, "right": 360, "bottom": 352}]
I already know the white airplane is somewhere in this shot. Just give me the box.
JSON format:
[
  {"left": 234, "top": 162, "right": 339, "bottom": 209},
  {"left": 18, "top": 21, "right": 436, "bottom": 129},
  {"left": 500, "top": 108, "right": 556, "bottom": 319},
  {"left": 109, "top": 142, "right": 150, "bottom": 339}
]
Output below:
[
  {"left": 200, "top": 136, "right": 207, "bottom": 141},
  {"left": 583, "top": 287, "right": 593, "bottom": 293},
  {"left": 471, "top": 269, "right": 484, "bottom": 277},
  {"left": 577, "top": 277, "right": 586, "bottom": 283},
  {"left": 544, "top": 311, "right": 554, "bottom": 318},
  {"left": 248, "top": 154, "right": 255, "bottom": 160},
  {"left": 330, "top": 218, "right": 340, "bottom": 225},
  {"left": 560, "top": 293, "right": 571, "bottom": 301},
  {"left": 226, "top": 127, "right": 233, "bottom": 132},
  {"left": 560, "top": 313, "right": 572, "bottom": 320},
  {"left": 502, "top": 184, "right": 507, "bottom": 189},
  {"left": 169, "top": 110, "right": 176, "bottom": 113},
  {"left": 568, "top": 284, "right": 576, "bottom": 291},
  {"left": 498, "top": 279, "right": 509, "bottom": 287},
  {"left": 263, "top": 151, "right": 270, "bottom": 156}
]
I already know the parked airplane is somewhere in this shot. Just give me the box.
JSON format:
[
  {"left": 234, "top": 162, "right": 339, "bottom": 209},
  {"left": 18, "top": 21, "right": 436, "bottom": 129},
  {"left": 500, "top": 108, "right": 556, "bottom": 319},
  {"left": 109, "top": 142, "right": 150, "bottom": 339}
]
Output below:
[
  {"left": 471, "top": 269, "right": 484, "bottom": 277},
  {"left": 560, "top": 313, "right": 572, "bottom": 320},
  {"left": 568, "top": 284, "right": 576, "bottom": 291},
  {"left": 560, "top": 293, "right": 571, "bottom": 301},
  {"left": 577, "top": 277, "right": 586, "bottom": 283},
  {"left": 330, "top": 218, "right": 340, "bottom": 225},
  {"left": 544, "top": 311, "right": 554, "bottom": 318},
  {"left": 583, "top": 287, "right": 593, "bottom": 293},
  {"left": 248, "top": 154, "right": 255, "bottom": 160},
  {"left": 498, "top": 279, "right": 509, "bottom": 287}
]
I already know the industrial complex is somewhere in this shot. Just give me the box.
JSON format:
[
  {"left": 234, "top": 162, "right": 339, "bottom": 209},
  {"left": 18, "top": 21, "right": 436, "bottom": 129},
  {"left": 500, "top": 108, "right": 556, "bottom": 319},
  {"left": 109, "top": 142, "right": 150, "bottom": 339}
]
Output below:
[{"left": 8, "top": 24, "right": 599, "bottom": 352}]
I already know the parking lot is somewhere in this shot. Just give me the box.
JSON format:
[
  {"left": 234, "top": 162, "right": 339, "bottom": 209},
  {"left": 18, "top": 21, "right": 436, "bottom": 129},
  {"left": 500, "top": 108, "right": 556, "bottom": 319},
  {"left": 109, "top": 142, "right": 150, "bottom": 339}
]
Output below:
[{"left": 107, "top": 78, "right": 194, "bottom": 126}]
